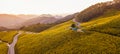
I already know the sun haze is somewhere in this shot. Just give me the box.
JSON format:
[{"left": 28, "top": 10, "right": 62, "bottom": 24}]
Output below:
[{"left": 0, "top": 0, "right": 112, "bottom": 14}]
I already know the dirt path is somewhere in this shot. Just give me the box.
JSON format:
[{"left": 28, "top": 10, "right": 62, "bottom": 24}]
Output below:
[{"left": 8, "top": 32, "right": 22, "bottom": 54}]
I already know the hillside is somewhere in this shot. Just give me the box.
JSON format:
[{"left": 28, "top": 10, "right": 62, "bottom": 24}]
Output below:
[
  {"left": 21, "top": 24, "right": 54, "bottom": 32},
  {"left": 15, "top": 9, "right": 120, "bottom": 54},
  {"left": 75, "top": 0, "right": 120, "bottom": 22}
]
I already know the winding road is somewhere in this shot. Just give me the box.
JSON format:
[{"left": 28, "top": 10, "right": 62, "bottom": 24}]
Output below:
[
  {"left": 8, "top": 32, "right": 22, "bottom": 54},
  {"left": 0, "top": 31, "right": 22, "bottom": 54}
]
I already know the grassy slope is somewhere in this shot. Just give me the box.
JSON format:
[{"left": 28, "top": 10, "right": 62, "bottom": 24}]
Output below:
[
  {"left": 0, "top": 31, "right": 18, "bottom": 44},
  {"left": 16, "top": 10, "right": 120, "bottom": 54},
  {"left": 82, "top": 10, "right": 120, "bottom": 36},
  {"left": 0, "top": 42, "right": 8, "bottom": 54}
]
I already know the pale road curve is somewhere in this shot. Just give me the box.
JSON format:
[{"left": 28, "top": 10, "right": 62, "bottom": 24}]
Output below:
[
  {"left": 0, "top": 31, "right": 22, "bottom": 54},
  {"left": 8, "top": 31, "right": 22, "bottom": 54}
]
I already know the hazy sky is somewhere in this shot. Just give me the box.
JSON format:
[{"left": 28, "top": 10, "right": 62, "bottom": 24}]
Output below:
[{"left": 0, "top": 0, "right": 112, "bottom": 14}]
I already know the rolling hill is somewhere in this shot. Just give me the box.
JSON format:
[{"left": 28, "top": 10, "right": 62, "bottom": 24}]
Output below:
[
  {"left": 75, "top": 0, "right": 120, "bottom": 22},
  {"left": 15, "top": 8, "right": 120, "bottom": 54},
  {"left": 21, "top": 24, "right": 54, "bottom": 32}
]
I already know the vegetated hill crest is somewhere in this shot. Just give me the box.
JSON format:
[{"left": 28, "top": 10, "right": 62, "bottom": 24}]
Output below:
[{"left": 75, "top": 0, "right": 120, "bottom": 22}]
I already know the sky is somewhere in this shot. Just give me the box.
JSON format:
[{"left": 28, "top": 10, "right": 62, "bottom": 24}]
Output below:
[{"left": 0, "top": 0, "right": 112, "bottom": 14}]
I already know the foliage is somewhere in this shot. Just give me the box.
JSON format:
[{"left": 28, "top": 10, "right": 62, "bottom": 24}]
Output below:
[
  {"left": 0, "top": 31, "right": 18, "bottom": 44},
  {"left": 81, "top": 11, "right": 120, "bottom": 36},
  {"left": 21, "top": 23, "right": 54, "bottom": 32},
  {"left": 0, "top": 42, "right": 8, "bottom": 54}
]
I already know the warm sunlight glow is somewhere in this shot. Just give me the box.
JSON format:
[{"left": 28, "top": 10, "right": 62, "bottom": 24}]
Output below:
[{"left": 0, "top": 0, "right": 112, "bottom": 14}]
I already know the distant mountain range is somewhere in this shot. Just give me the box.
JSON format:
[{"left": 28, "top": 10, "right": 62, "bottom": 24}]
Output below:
[
  {"left": 17, "top": 14, "right": 38, "bottom": 20},
  {"left": 0, "top": 14, "right": 26, "bottom": 29},
  {"left": 21, "top": 13, "right": 77, "bottom": 32},
  {"left": 55, "top": 13, "right": 78, "bottom": 24},
  {"left": 0, "top": 13, "right": 76, "bottom": 31},
  {"left": 0, "top": 26, "right": 8, "bottom": 31}
]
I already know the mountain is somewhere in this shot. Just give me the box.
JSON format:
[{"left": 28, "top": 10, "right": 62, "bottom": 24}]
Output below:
[
  {"left": 0, "top": 26, "right": 8, "bottom": 31},
  {"left": 17, "top": 14, "right": 38, "bottom": 20},
  {"left": 54, "top": 15, "right": 63, "bottom": 19},
  {"left": 22, "top": 14, "right": 58, "bottom": 27},
  {"left": 55, "top": 13, "right": 78, "bottom": 24},
  {"left": 0, "top": 14, "right": 26, "bottom": 29}
]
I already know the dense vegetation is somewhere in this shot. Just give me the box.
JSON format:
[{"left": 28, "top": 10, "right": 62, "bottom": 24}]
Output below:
[
  {"left": 0, "top": 31, "right": 19, "bottom": 54},
  {"left": 15, "top": 9, "right": 120, "bottom": 54},
  {"left": 0, "top": 42, "right": 8, "bottom": 54},
  {"left": 82, "top": 9, "right": 120, "bottom": 36},
  {"left": 0, "top": 31, "right": 17, "bottom": 44},
  {"left": 21, "top": 24, "right": 54, "bottom": 32}
]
